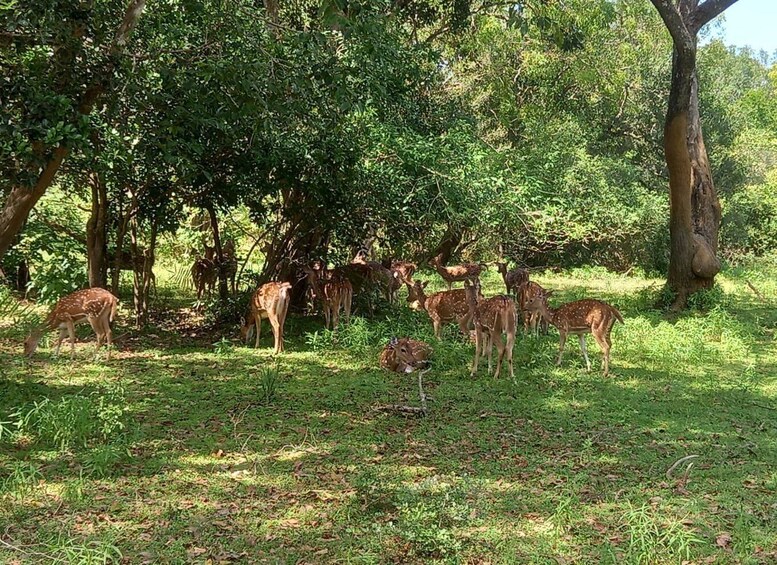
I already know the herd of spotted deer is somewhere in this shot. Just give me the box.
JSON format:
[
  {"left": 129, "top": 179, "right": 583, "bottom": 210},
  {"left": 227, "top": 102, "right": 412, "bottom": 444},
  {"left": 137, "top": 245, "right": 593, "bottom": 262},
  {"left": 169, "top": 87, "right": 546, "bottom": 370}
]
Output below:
[{"left": 22, "top": 249, "right": 624, "bottom": 380}]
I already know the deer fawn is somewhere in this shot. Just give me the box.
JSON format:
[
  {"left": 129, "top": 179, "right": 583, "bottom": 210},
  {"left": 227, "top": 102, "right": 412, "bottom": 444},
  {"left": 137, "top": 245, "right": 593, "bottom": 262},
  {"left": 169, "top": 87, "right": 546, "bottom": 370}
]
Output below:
[
  {"left": 24, "top": 288, "right": 119, "bottom": 360},
  {"left": 241, "top": 281, "right": 292, "bottom": 354},
  {"left": 519, "top": 281, "right": 549, "bottom": 335},
  {"left": 429, "top": 255, "right": 484, "bottom": 291},
  {"left": 379, "top": 337, "right": 432, "bottom": 373},
  {"left": 464, "top": 281, "right": 516, "bottom": 380},
  {"left": 524, "top": 294, "right": 624, "bottom": 376},
  {"left": 407, "top": 280, "right": 475, "bottom": 340},
  {"left": 302, "top": 264, "right": 352, "bottom": 331}
]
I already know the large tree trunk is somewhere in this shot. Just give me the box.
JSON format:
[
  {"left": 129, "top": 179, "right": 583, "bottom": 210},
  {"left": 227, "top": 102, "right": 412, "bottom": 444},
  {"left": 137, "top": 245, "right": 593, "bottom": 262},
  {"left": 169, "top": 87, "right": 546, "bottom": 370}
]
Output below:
[
  {"left": 650, "top": 0, "right": 736, "bottom": 310},
  {"left": 0, "top": 0, "right": 147, "bottom": 262},
  {"left": 86, "top": 172, "right": 109, "bottom": 288}
]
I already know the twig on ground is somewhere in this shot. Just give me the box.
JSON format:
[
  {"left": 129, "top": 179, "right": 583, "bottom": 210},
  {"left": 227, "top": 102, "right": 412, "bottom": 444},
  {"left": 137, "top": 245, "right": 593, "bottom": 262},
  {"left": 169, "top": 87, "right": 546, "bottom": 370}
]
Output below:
[
  {"left": 373, "top": 405, "right": 427, "bottom": 417},
  {"left": 745, "top": 280, "right": 767, "bottom": 303},
  {"left": 666, "top": 454, "right": 699, "bottom": 479}
]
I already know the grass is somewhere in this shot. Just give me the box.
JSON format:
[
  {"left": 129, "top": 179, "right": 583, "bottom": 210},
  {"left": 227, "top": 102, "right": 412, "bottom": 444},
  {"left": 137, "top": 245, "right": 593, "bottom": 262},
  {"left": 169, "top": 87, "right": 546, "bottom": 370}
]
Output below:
[{"left": 1, "top": 265, "right": 776, "bottom": 563}]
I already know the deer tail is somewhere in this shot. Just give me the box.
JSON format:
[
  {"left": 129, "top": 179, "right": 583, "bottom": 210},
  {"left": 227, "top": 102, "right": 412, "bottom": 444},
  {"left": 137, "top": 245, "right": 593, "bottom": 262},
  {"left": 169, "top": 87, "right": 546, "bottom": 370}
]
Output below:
[
  {"left": 612, "top": 306, "right": 624, "bottom": 325},
  {"left": 110, "top": 298, "right": 119, "bottom": 323}
]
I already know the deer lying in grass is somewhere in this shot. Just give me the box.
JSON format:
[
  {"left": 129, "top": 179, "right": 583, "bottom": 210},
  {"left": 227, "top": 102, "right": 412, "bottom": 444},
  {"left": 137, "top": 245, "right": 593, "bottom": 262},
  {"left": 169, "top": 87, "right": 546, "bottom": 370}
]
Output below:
[
  {"left": 464, "top": 281, "right": 516, "bottom": 381},
  {"left": 406, "top": 280, "right": 475, "bottom": 340},
  {"left": 379, "top": 337, "right": 432, "bottom": 373},
  {"left": 302, "top": 264, "right": 352, "bottom": 331},
  {"left": 524, "top": 294, "right": 624, "bottom": 376},
  {"left": 519, "top": 281, "right": 549, "bottom": 335},
  {"left": 429, "top": 255, "right": 484, "bottom": 291},
  {"left": 241, "top": 281, "right": 292, "bottom": 354},
  {"left": 24, "top": 288, "right": 119, "bottom": 360}
]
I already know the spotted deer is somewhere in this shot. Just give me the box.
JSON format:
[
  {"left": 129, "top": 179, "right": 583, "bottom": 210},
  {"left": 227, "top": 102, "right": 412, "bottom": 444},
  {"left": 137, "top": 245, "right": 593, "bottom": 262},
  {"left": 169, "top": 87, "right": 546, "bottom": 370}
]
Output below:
[
  {"left": 406, "top": 280, "right": 476, "bottom": 340},
  {"left": 429, "top": 255, "right": 484, "bottom": 291},
  {"left": 464, "top": 281, "right": 516, "bottom": 381},
  {"left": 24, "top": 288, "right": 119, "bottom": 360},
  {"left": 219, "top": 240, "right": 238, "bottom": 294},
  {"left": 379, "top": 337, "right": 432, "bottom": 373},
  {"left": 496, "top": 262, "right": 528, "bottom": 297},
  {"left": 302, "top": 264, "right": 353, "bottom": 331},
  {"left": 524, "top": 295, "right": 624, "bottom": 376},
  {"left": 192, "top": 246, "right": 217, "bottom": 300},
  {"left": 241, "top": 281, "right": 292, "bottom": 354},
  {"left": 519, "top": 281, "right": 549, "bottom": 335}
]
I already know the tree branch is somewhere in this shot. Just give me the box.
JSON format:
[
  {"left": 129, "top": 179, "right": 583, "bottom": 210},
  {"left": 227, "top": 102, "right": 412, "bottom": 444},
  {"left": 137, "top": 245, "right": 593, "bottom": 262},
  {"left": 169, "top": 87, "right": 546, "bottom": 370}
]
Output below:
[
  {"left": 693, "top": 0, "right": 740, "bottom": 31},
  {"left": 649, "top": 0, "right": 695, "bottom": 58}
]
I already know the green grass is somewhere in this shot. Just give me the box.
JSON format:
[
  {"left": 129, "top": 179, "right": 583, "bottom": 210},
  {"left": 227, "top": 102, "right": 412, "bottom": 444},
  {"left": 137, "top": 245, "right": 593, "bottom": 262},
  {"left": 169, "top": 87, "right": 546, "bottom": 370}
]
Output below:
[{"left": 1, "top": 266, "right": 776, "bottom": 563}]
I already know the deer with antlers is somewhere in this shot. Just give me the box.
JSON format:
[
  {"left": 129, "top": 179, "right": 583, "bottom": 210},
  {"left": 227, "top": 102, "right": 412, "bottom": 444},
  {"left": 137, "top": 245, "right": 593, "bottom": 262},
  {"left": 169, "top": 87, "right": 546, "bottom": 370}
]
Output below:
[
  {"left": 429, "top": 254, "right": 484, "bottom": 291},
  {"left": 241, "top": 281, "right": 292, "bottom": 354},
  {"left": 24, "top": 288, "right": 119, "bottom": 360},
  {"left": 302, "top": 264, "right": 352, "bottom": 331},
  {"left": 407, "top": 280, "right": 476, "bottom": 340},
  {"left": 524, "top": 294, "right": 624, "bottom": 376},
  {"left": 464, "top": 281, "right": 516, "bottom": 381}
]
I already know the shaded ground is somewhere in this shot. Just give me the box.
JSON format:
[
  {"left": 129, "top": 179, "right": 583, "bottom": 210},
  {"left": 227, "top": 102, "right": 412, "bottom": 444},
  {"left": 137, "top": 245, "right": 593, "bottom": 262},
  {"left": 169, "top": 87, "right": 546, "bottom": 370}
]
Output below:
[{"left": 1, "top": 268, "right": 776, "bottom": 563}]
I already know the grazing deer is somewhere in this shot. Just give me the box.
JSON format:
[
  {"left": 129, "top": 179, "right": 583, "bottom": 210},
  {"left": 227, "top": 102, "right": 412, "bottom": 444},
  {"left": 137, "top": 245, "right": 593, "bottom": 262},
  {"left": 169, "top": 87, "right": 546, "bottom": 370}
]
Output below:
[
  {"left": 429, "top": 255, "right": 484, "bottom": 291},
  {"left": 519, "top": 281, "right": 549, "bottom": 335},
  {"left": 352, "top": 254, "right": 400, "bottom": 304},
  {"left": 24, "top": 288, "right": 119, "bottom": 360},
  {"left": 192, "top": 246, "right": 217, "bottom": 300},
  {"left": 379, "top": 337, "right": 432, "bottom": 373},
  {"left": 464, "top": 281, "right": 516, "bottom": 380},
  {"left": 524, "top": 295, "right": 624, "bottom": 376},
  {"left": 407, "top": 280, "right": 475, "bottom": 340},
  {"left": 241, "top": 281, "right": 292, "bottom": 354},
  {"left": 108, "top": 248, "right": 157, "bottom": 292},
  {"left": 496, "top": 262, "right": 528, "bottom": 297},
  {"left": 302, "top": 264, "right": 352, "bottom": 331}
]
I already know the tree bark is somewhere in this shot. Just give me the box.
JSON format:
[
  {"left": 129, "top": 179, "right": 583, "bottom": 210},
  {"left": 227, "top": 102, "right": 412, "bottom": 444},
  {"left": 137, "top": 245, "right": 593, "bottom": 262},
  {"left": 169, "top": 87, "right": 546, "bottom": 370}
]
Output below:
[
  {"left": 650, "top": 0, "right": 735, "bottom": 309},
  {"left": 86, "top": 172, "right": 109, "bottom": 288},
  {"left": 205, "top": 204, "right": 229, "bottom": 301}
]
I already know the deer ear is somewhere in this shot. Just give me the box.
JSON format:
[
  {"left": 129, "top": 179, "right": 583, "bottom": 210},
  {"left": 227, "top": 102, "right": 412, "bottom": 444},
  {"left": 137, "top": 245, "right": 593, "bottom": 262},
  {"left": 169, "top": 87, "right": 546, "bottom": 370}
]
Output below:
[
  {"left": 545, "top": 290, "right": 554, "bottom": 297},
  {"left": 389, "top": 336, "right": 398, "bottom": 348},
  {"left": 421, "top": 281, "right": 429, "bottom": 289}
]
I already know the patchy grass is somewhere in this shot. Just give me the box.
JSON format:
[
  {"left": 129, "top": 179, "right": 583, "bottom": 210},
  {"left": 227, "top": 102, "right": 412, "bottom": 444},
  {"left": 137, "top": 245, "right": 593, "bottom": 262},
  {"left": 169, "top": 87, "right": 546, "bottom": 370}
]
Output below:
[{"left": 1, "top": 266, "right": 776, "bottom": 563}]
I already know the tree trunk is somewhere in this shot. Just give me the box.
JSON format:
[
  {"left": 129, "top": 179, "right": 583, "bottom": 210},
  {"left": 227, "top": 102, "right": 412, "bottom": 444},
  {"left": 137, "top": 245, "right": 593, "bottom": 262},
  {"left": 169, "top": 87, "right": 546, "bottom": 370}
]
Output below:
[
  {"left": 86, "top": 172, "right": 109, "bottom": 288},
  {"left": 650, "top": 0, "right": 735, "bottom": 310},
  {"left": 206, "top": 204, "right": 229, "bottom": 301},
  {"left": 130, "top": 214, "right": 157, "bottom": 328}
]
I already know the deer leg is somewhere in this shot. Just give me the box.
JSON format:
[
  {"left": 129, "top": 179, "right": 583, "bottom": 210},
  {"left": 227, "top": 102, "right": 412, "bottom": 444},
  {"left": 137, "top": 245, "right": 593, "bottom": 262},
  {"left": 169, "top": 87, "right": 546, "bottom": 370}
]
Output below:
[
  {"left": 54, "top": 326, "right": 68, "bottom": 357},
  {"left": 433, "top": 318, "right": 442, "bottom": 340},
  {"left": 88, "top": 316, "right": 104, "bottom": 359},
  {"left": 470, "top": 328, "right": 482, "bottom": 377},
  {"left": 270, "top": 318, "right": 282, "bottom": 354},
  {"left": 556, "top": 331, "right": 567, "bottom": 366},
  {"left": 487, "top": 329, "right": 494, "bottom": 376},
  {"left": 66, "top": 318, "right": 77, "bottom": 358},
  {"left": 579, "top": 335, "right": 591, "bottom": 372},
  {"left": 493, "top": 332, "right": 505, "bottom": 379},
  {"left": 254, "top": 317, "right": 262, "bottom": 348},
  {"left": 104, "top": 315, "right": 113, "bottom": 361},
  {"left": 323, "top": 303, "right": 331, "bottom": 330},
  {"left": 595, "top": 329, "right": 611, "bottom": 377},
  {"left": 343, "top": 290, "right": 352, "bottom": 325},
  {"left": 332, "top": 299, "right": 341, "bottom": 332}
]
